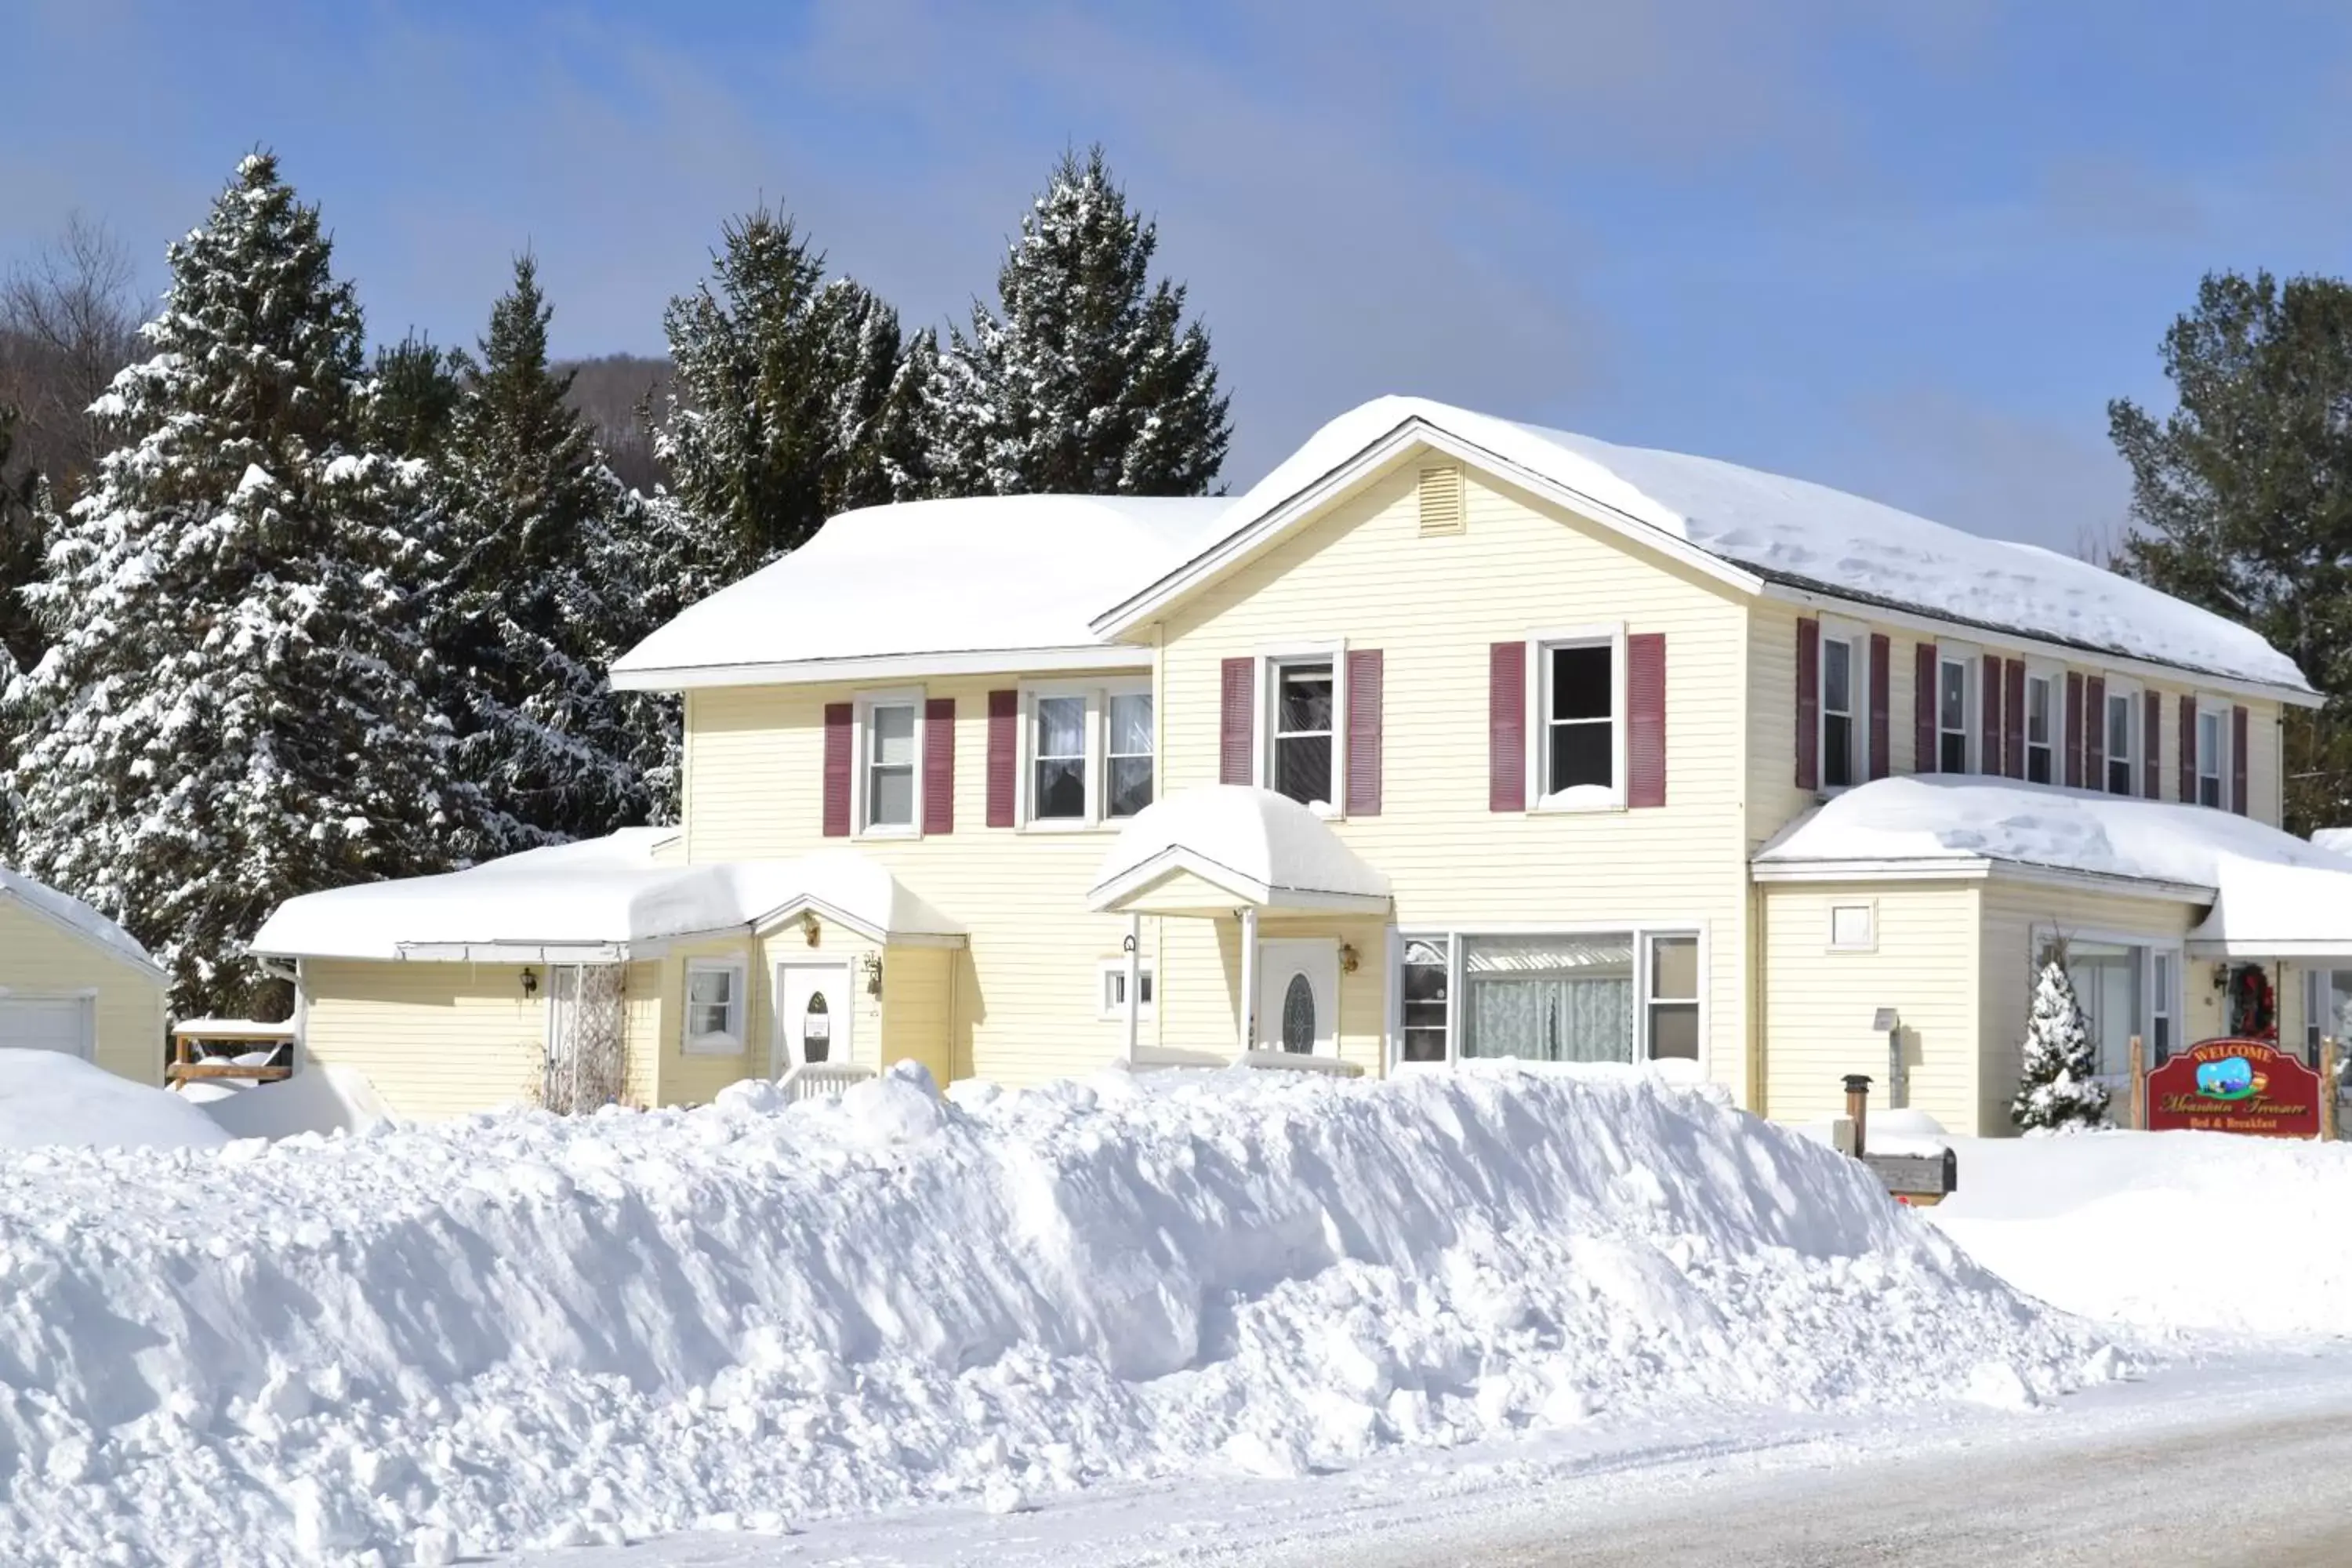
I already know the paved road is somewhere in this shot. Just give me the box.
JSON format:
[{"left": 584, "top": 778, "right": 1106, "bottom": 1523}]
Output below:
[{"left": 1349, "top": 1403, "right": 2352, "bottom": 1568}]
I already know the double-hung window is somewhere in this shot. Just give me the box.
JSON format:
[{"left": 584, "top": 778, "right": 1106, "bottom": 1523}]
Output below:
[
  {"left": 862, "top": 698, "right": 919, "bottom": 833},
  {"left": 2104, "top": 682, "right": 2137, "bottom": 797},
  {"left": 1022, "top": 682, "right": 1155, "bottom": 826},
  {"left": 1106, "top": 691, "right": 1155, "bottom": 818},
  {"left": 1399, "top": 938, "right": 1450, "bottom": 1063},
  {"left": 2025, "top": 673, "right": 2055, "bottom": 784},
  {"left": 1032, "top": 695, "right": 1087, "bottom": 821},
  {"left": 1098, "top": 960, "right": 1156, "bottom": 1020},
  {"left": 1820, "top": 634, "right": 1859, "bottom": 790},
  {"left": 684, "top": 960, "right": 745, "bottom": 1054},
  {"left": 1269, "top": 659, "right": 1336, "bottom": 808},
  {"left": 2196, "top": 705, "right": 2225, "bottom": 808},
  {"left": 1937, "top": 655, "right": 1973, "bottom": 774},
  {"left": 1537, "top": 636, "right": 1619, "bottom": 804}
]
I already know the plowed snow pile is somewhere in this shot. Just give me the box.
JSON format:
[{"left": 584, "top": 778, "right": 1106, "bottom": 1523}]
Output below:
[{"left": 0, "top": 1064, "right": 2124, "bottom": 1563}]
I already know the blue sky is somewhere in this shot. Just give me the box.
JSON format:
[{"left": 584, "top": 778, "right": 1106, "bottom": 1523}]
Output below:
[{"left": 10, "top": 0, "right": 2352, "bottom": 548}]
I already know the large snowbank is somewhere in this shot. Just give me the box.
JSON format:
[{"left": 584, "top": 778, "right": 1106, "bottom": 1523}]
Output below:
[
  {"left": 0, "top": 1050, "right": 228, "bottom": 1151},
  {"left": 0, "top": 1065, "right": 2120, "bottom": 1563},
  {"left": 0, "top": 862, "right": 162, "bottom": 974},
  {"left": 1214, "top": 397, "right": 2306, "bottom": 691},
  {"left": 1933, "top": 1131, "right": 2352, "bottom": 1337},
  {"left": 191, "top": 1063, "right": 393, "bottom": 1141}
]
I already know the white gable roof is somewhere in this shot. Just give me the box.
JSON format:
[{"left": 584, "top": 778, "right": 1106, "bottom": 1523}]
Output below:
[
  {"left": 1088, "top": 787, "right": 1391, "bottom": 914},
  {"left": 612, "top": 495, "right": 1229, "bottom": 689},
  {"left": 1107, "top": 397, "right": 2310, "bottom": 695},
  {"left": 0, "top": 864, "right": 164, "bottom": 978}
]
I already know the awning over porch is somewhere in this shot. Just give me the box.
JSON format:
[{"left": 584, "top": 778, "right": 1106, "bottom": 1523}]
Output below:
[{"left": 1087, "top": 786, "right": 1390, "bottom": 918}]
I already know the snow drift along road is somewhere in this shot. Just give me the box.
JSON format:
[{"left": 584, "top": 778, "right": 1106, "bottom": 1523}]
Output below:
[{"left": 0, "top": 1064, "right": 2123, "bottom": 1564}]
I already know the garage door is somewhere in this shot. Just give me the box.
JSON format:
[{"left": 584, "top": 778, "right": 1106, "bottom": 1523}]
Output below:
[{"left": 0, "top": 997, "right": 91, "bottom": 1057}]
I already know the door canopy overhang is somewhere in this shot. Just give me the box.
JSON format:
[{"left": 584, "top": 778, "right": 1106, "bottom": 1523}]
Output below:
[{"left": 1088, "top": 786, "right": 1391, "bottom": 918}]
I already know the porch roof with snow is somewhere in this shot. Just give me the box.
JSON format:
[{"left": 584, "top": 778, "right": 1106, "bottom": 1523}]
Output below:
[
  {"left": 249, "top": 830, "right": 964, "bottom": 964},
  {"left": 1753, "top": 776, "right": 2352, "bottom": 959},
  {"left": 1087, "top": 787, "right": 1391, "bottom": 918}
]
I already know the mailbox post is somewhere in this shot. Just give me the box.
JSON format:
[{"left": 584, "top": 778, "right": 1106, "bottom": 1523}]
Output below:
[{"left": 1842, "top": 1073, "right": 1872, "bottom": 1160}]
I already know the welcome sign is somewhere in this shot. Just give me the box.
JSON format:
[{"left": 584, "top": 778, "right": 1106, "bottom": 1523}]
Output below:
[{"left": 2144, "top": 1039, "right": 2322, "bottom": 1138}]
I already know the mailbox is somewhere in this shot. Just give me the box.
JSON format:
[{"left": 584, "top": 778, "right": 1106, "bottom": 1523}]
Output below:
[{"left": 1861, "top": 1148, "right": 1958, "bottom": 1205}]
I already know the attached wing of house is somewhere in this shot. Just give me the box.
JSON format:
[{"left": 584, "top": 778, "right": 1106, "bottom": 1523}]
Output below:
[{"left": 0, "top": 864, "right": 170, "bottom": 1081}]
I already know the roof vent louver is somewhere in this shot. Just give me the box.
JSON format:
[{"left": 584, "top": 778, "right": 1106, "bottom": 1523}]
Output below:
[{"left": 1417, "top": 464, "right": 1465, "bottom": 535}]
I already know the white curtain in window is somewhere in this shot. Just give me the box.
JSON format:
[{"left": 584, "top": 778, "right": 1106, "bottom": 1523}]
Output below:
[{"left": 1461, "top": 935, "right": 1633, "bottom": 1063}]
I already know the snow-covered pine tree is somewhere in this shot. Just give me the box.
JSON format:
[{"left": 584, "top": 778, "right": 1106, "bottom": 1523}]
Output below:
[
  {"left": 425, "top": 255, "right": 666, "bottom": 849},
  {"left": 2013, "top": 955, "right": 2111, "bottom": 1131},
  {"left": 368, "top": 331, "right": 462, "bottom": 460},
  {"left": 927, "top": 145, "right": 1230, "bottom": 498},
  {"left": 653, "top": 208, "right": 913, "bottom": 587},
  {"left": 1, "top": 152, "right": 477, "bottom": 1017}
]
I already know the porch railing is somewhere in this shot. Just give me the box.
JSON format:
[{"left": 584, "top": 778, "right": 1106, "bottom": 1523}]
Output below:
[
  {"left": 779, "top": 1062, "right": 877, "bottom": 1102},
  {"left": 1125, "top": 1045, "right": 1364, "bottom": 1078}
]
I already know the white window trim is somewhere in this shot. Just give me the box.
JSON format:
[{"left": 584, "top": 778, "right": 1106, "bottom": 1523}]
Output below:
[
  {"left": 1097, "top": 957, "right": 1156, "bottom": 1021},
  {"left": 2194, "top": 695, "right": 2229, "bottom": 809},
  {"left": 1018, "top": 678, "right": 1154, "bottom": 831},
  {"left": 853, "top": 686, "right": 926, "bottom": 840},
  {"left": 1828, "top": 900, "right": 1878, "bottom": 953},
  {"left": 2022, "top": 659, "right": 2063, "bottom": 787},
  {"left": 1934, "top": 637, "right": 1980, "bottom": 776},
  {"left": 1817, "top": 616, "right": 1867, "bottom": 795},
  {"left": 682, "top": 959, "right": 747, "bottom": 1054},
  {"left": 1256, "top": 643, "right": 1348, "bottom": 818},
  {"left": 1387, "top": 921, "right": 1707, "bottom": 1076},
  {"left": 2100, "top": 674, "right": 2143, "bottom": 798},
  {"left": 1526, "top": 622, "right": 1628, "bottom": 813},
  {"left": 2034, "top": 923, "right": 2180, "bottom": 1087}
]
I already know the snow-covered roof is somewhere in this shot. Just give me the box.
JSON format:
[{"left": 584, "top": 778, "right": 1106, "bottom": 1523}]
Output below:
[
  {"left": 611, "top": 495, "right": 1230, "bottom": 689},
  {"left": 249, "top": 833, "right": 963, "bottom": 961},
  {"left": 1089, "top": 787, "right": 1392, "bottom": 915},
  {"left": 1116, "top": 397, "right": 2309, "bottom": 695},
  {"left": 0, "top": 863, "right": 165, "bottom": 978},
  {"left": 1755, "top": 776, "right": 2352, "bottom": 955}
]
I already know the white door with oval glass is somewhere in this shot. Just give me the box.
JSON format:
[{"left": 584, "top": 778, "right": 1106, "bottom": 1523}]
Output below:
[
  {"left": 775, "top": 963, "right": 853, "bottom": 1073},
  {"left": 1255, "top": 938, "right": 1338, "bottom": 1055}
]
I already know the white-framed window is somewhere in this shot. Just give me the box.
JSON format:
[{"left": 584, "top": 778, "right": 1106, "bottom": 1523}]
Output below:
[
  {"left": 1829, "top": 902, "right": 1876, "bottom": 952},
  {"left": 2195, "top": 701, "right": 2226, "bottom": 808},
  {"left": 2048, "top": 930, "right": 2180, "bottom": 1082},
  {"left": 1530, "top": 626, "right": 1625, "bottom": 809},
  {"left": 1019, "top": 681, "right": 1155, "bottom": 828},
  {"left": 1267, "top": 656, "right": 1338, "bottom": 809},
  {"left": 1098, "top": 959, "right": 1156, "bottom": 1021},
  {"left": 1819, "top": 625, "right": 1864, "bottom": 791},
  {"left": 2152, "top": 950, "right": 2176, "bottom": 1066},
  {"left": 857, "top": 690, "right": 923, "bottom": 836},
  {"left": 2024, "top": 670, "right": 2056, "bottom": 785},
  {"left": 2103, "top": 678, "right": 2140, "bottom": 797},
  {"left": 683, "top": 960, "right": 746, "bottom": 1054},
  {"left": 1936, "top": 645, "right": 1976, "bottom": 774},
  {"left": 1392, "top": 925, "right": 1702, "bottom": 1069}
]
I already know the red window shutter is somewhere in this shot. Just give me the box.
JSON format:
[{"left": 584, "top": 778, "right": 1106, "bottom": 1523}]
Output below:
[
  {"left": 2003, "top": 659, "right": 2027, "bottom": 779},
  {"left": 1980, "top": 653, "right": 2001, "bottom": 778},
  {"left": 1345, "top": 648, "right": 1383, "bottom": 816},
  {"left": 1628, "top": 633, "right": 1667, "bottom": 808},
  {"left": 985, "top": 689, "right": 1017, "bottom": 827},
  {"left": 1794, "top": 618, "right": 1820, "bottom": 792},
  {"left": 822, "top": 702, "right": 853, "bottom": 837},
  {"left": 2233, "top": 704, "right": 2250, "bottom": 815},
  {"left": 2179, "top": 693, "right": 2197, "bottom": 802},
  {"left": 2142, "top": 689, "right": 2161, "bottom": 800},
  {"left": 1867, "top": 634, "right": 1891, "bottom": 780},
  {"left": 2085, "top": 675, "right": 2107, "bottom": 786},
  {"left": 1490, "top": 641, "right": 1526, "bottom": 812},
  {"left": 2064, "top": 672, "right": 2084, "bottom": 788},
  {"left": 922, "top": 698, "right": 955, "bottom": 834},
  {"left": 1219, "top": 657, "right": 1254, "bottom": 786},
  {"left": 1914, "top": 642, "right": 1937, "bottom": 774}
]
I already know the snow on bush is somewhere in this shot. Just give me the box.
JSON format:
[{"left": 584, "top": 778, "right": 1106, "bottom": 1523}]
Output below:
[
  {"left": 0, "top": 1064, "right": 2124, "bottom": 1563},
  {"left": 2014, "top": 959, "right": 2111, "bottom": 1131}
]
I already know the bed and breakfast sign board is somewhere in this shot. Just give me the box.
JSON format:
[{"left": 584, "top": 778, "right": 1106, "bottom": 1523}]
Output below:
[{"left": 2145, "top": 1040, "right": 2323, "bottom": 1138}]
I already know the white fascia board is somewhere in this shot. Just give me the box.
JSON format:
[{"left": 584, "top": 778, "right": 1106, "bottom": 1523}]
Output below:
[
  {"left": 744, "top": 896, "right": 964, "bottom": 949},
  {"left": 610, "top": 644, "right": 1151, "bottom": 693},
  {"left": 396, "top": 942, "right": 631, "bottom": 964},
  {"left": 1091, "top": 418, "right": 1765, "bottom": 639},
  {"left": 1754, "top": 582, "right": 2320, "bottom": 709}
]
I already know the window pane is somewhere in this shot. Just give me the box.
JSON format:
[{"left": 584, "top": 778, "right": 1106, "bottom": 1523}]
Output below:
[
  {"left": 1823, "top": 640, "right": 1851, "bottom": 713},
  {"left": 1106, "top": 755, "right": 1154, "bottom": 818},
  {"left": 1461, "top": 934, "right": 1633, "bottom": 1063},
  {"left": 1280, "top": 973, "right": 1317, "bottom": 1053},
  {"left": 1831, "top": 905, "right": 1873, "bottom": 948},
  {"left": 1551, "top": 645, "right": 1612, "bottom": 722},
  {"left": 1939, "top": 662, "right": 1965, "bottom": 731},
  {"left": 1548, "top": 721, "right": 1612, "bottom": 791},
  {"left": 1940, "top": 732, "right": 1968, "bottom": 774},
  {"left": 1824, "top": 713, "right": 1853, "bottom": 789},
  {"left": 1403, "top": 938, "right": 1449, "bottom": 1063},
  {"left": 1278, "top": 665, "right": 1333, "bottom": 733},
  {"left": 869, "top": 704, "right": 915, "bottom": 767},
  {"left": 1275, "top": 734, "right": 1330, "bottom": 804},
  {"left": 2027, "top": 679, "right": 2050, "bottom": 743},
  {"left": 2027, "top": 745, "right": 2052, "bottom": 786},
  {"left": 2107, "top": 695, "right": 2130, "bottom": 758},
  {"left": 869, "top": 765, "right": 913, "bottom": 826},
  {"left": 1109, "top": 692, "right": 1153, "bottom": 756},
  {"left": 1035, "top": 695, "right": 1084, "bottom": 760},
  {"left": 1033, "top": 757, "right": 1085, "bottom": 818},
  {"left": 687, "top": 969, "right": 732, "bottom": 1008},
  {"left": 1650, "top": 935, "right": 1698, "bottom": 1001},
  {"left": 1648, "top": 1003, "right": 1700, "bottom": 1061},
  {"left": 2107, "top": 757, "right": 2132, "bottom": 797}
]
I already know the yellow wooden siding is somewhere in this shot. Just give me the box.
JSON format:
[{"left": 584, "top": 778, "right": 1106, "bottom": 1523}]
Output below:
[
  {"left": 621, "top": 959, "right": 661, "bottom": 1108},
  {"left": 0, "top": 901, "right": 167, "bottom": 1085},
  {"left": 878, "top": 943, "right": 955, "bottom": 1083},
  {"left": 1760, "top": 882, "right": 1980, "bottom": 1131},
  {"left": 1149, "top": 460, "right": 1755, "bottom": 1094},
  {"left": 299, "top": 960, "right": 546, "bottom": 1118}
]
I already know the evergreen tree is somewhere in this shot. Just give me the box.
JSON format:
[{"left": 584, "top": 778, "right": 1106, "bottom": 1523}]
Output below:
[
  {"left": 426, "top": 254, "right": 667, "bottom": 848},
  {"left": 2013, "top": 955, "right": 2110, "bottom": 1131},
  {"left": 928, "top": 146, "right": 1229, "bottom": 498},
  {"left": 0, "top": 153, "right": 475, "bottom": 1017},
  {"left": 368, "top": 332, "right": 463, "bottom": 460},
  {"left": 2110, "top": 272, "right": 2352, "bottom": 831},
  {"left": 0, "top": 403, "right": 45, "bottom": 676},
  {"left": 654, "top": 208, "right": 912, "bottom": 586}
]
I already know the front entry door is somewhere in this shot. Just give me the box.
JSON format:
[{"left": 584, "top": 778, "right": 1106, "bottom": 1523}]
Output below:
[
  {"left": 1256, "top": 938, "right": 1338, "bottom": 1055},
  {"left": 775, "top": 964, "right": 853, "bottom": 1074}
]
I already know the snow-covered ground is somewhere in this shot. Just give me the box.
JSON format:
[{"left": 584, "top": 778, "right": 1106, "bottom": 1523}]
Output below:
[{"left": 0, "top": 1061, "right": 2124, "bottom": 1565}]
